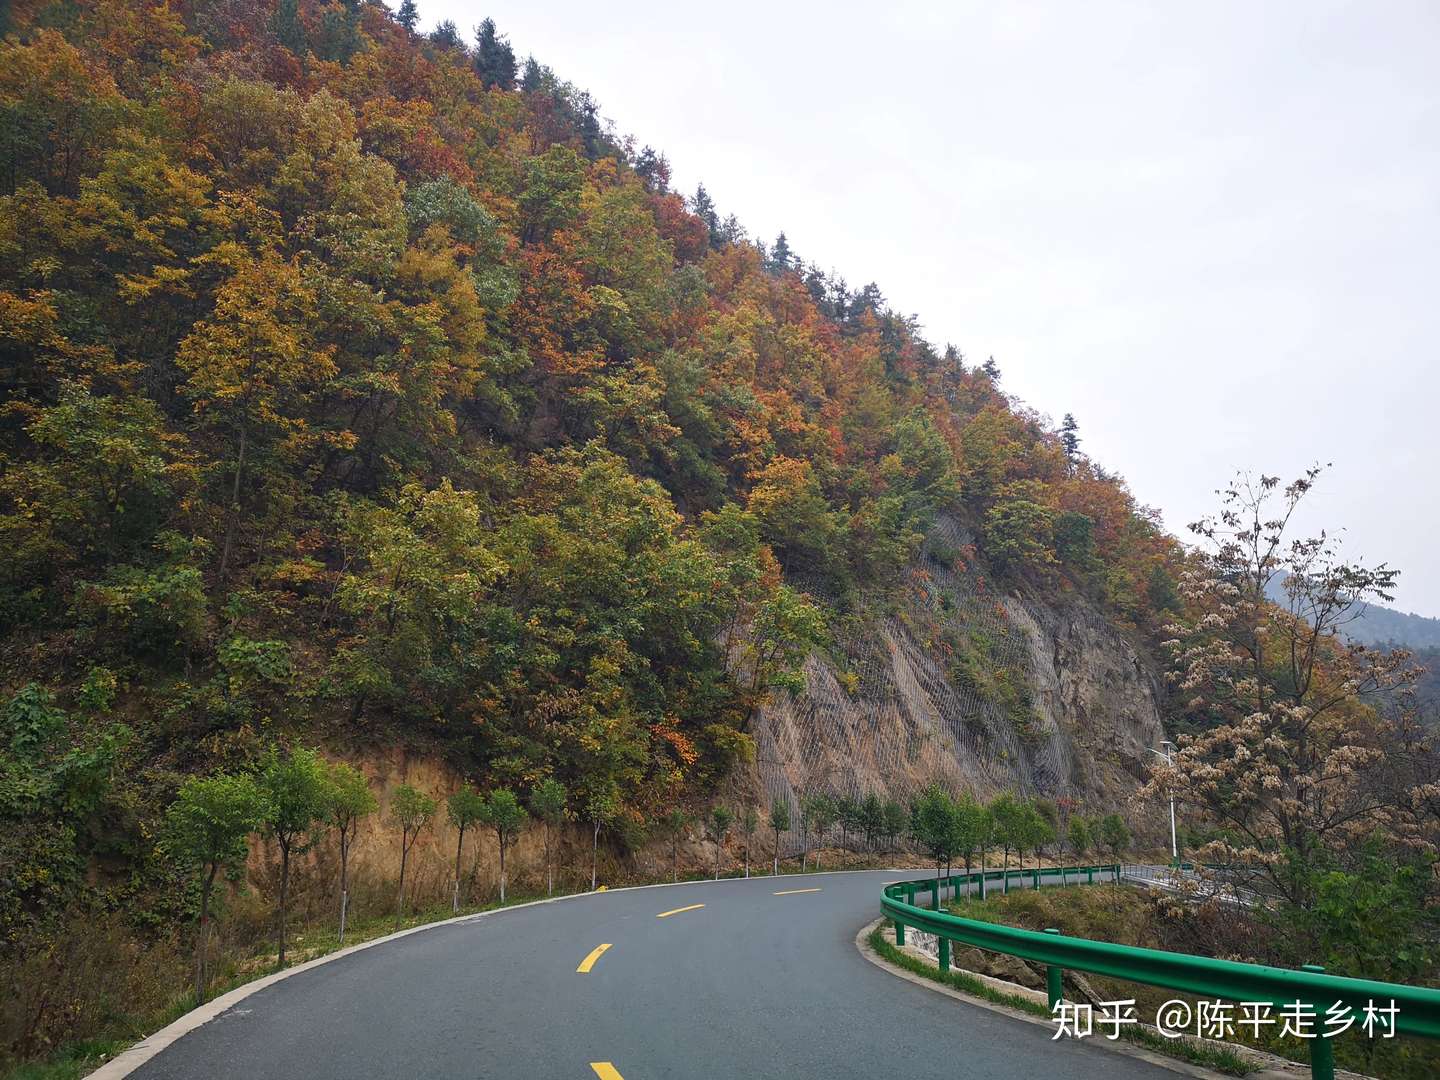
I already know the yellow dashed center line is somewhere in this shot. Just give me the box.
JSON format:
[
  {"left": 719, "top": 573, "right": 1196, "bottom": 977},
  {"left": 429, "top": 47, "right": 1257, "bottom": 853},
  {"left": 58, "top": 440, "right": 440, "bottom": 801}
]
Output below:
[
  {"left": 773, "top": 887, "right": 823, "bottom": 895},
  {"left": 655, "top": 903, "right": 705, "bottom": 918},
  {"left": 590, "top": 1063, "right": 624, "bottom": 1080},
  {"left": 576, "top": 943, "right": 612, "bottom": 973}
]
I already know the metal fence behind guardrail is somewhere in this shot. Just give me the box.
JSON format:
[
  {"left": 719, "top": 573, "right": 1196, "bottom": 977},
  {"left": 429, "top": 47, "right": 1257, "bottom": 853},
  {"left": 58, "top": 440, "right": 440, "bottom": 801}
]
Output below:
[{"left": 880, "top": 865, "right": 1440, "bottom": 1080}]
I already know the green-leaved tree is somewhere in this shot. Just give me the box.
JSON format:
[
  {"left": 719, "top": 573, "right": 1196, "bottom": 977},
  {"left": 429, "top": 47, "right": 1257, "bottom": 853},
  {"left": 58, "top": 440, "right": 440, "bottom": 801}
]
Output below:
[
  {"left": 483, "top": 789, "right": 528, "bottom": 903},
  {"left": 708, "top": 806, "right": 733, "bottom": 880},
  {"left": 163, "top": 773, "right": 267, "bottom": 1003},
  {"left": 662, "top": 808, "right": 688, "bottom": 883},
  {"left": 530, "top": 778, "right": 567, "bottom": 896},
  {"left": 989, "top": 792, "right": 1023, "bottom": 890},
  {"left": 910, "top": 785, "right": 956, "bottom": 886},
  {"left": 258, "top": 746, "right": 328, "bottom": 967},
  {"left": 447, "top": 786, "right": 487, "bottom": 910},
  {"left": 769, "top": 798, "right": 791, "bottom": 876},
  {"left": 390, "top": 784, "right": 437, "bottom": 929},
  {"left": 949, "top": 793, "right": 988, "bottom": 882},
  {"left": 323, "top": 760, "right": 377, "bottom": 944},
  {"left": 1099, "top": 813, "right": 1130, "bottom": 861},
  {"left": 585, "top": 786, "right": 617, "bottom": 892},
  {"left": 740, "top": 806, "right": 759, "bottom": 877}
]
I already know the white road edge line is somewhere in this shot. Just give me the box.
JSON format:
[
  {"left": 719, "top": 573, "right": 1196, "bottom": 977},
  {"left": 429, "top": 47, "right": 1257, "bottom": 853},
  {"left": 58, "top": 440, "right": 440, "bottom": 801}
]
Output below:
[{"left": 88, "top": 867, "right": 908, "bottom": 1079}]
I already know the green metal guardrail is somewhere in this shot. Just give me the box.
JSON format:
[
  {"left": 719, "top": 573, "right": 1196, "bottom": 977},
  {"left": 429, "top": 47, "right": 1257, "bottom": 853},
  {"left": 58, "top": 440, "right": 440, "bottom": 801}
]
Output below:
[{"left": 880, "top": 865, "right": 1440, "bottom": 1080}]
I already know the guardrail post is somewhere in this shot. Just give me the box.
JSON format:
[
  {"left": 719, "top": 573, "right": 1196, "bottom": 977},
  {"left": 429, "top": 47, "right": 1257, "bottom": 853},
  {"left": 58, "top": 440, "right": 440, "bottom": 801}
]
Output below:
[
  {"left": 1087, "top": 866, "right": 1094, "bottom": 884},
  {"left": 938, "top": 935, "right": 950, "bottom": 975},
  {"left": 932, "top": 878, "right": 940, "bottom": 909},
  {"left": 894, "top": 917, "right": 905, "bottom": 946},
  {"left": 1044, "top": 928, "right": 1063, "bottom": 1009},
  {"left": 1302, "top": 965, "right": 1335, "bottom": 1080}
]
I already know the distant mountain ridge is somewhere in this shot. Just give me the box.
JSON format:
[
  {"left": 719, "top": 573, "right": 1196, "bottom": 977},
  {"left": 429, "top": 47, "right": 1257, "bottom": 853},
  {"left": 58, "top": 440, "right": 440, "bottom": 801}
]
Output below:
[
  {"left": 1264, "top": 574, "right": 1440, "bottom": 649},
  {"left": 1343, "top": 603, "right": 1440, "bottom": 650}
]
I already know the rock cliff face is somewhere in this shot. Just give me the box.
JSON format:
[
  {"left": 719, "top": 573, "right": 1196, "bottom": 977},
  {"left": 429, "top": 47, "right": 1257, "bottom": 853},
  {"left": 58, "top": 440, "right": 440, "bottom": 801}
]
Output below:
[{"left": 750, "top": 517, "right": 1169, "bottom": 816}]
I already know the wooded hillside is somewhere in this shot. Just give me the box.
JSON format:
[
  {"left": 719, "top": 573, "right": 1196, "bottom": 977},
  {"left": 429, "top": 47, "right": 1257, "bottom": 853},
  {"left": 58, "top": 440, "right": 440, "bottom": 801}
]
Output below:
[{"left": 0, "top": 0, "right": 1184, "bottom": 1026}]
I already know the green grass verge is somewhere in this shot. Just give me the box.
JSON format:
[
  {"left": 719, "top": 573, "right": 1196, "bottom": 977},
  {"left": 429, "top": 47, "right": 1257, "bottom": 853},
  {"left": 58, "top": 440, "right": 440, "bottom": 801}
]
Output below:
[{"left": 865, "top": 927, "right": 1252, "bottom": 1076}]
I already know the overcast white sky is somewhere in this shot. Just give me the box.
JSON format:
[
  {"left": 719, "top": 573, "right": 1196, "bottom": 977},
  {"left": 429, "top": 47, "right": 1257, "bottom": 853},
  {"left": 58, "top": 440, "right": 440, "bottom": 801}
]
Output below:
[{"left": 419, "top": 0, "right": 1440, "bottom": 616}]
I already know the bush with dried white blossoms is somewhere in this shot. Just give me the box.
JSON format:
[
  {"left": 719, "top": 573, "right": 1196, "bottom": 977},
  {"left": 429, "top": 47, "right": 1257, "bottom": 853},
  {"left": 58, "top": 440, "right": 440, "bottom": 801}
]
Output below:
[{"left": 1139, "top": 466, "right": 1426, "bottom": 910}]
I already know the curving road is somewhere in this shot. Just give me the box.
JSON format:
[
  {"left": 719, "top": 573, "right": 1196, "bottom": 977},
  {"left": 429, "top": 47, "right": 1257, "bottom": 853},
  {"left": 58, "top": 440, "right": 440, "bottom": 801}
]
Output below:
[{"left": 129, "top": 870, "right": 1183, "bottom": 1079}]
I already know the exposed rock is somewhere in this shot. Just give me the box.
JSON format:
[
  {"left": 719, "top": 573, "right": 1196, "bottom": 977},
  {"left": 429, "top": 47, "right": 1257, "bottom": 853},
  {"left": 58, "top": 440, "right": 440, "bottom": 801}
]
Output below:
[
  {"left": 749, "top": 516, "right": 1169, "bottom": 824},
  {"left": 952, "top": 945, "right": 1046, "bottom": 990}
]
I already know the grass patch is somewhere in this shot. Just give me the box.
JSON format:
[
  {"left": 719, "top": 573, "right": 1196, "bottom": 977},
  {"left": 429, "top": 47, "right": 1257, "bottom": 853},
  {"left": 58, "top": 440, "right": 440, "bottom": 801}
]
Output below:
[
  {"left": 866, "top": 926, "right": 1250, "bottom": 1076},
  {"left": 1, "top": 1040, "right": 129, "bottom": 1080}
]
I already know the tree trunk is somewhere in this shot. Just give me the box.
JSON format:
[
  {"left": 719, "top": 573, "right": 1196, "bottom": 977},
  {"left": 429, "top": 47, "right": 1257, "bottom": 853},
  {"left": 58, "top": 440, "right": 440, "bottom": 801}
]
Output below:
[
  {"left": 453, "top": 825, "right": 465, "bottom": 912},
  {"left": 277, "top": 841, "right": 290, "bottom": 968},
  {"left": 498, "top": 836, "right": 507, "bottom": 904},
  {"left": 395, "top": 835, "right": 409, "bottom": 931},
  {"left": 195, "top": 864, "right": 217, "bottom": 1005},
  {"left": 338, "top": 827, "right": 351, "bottom": 945}
]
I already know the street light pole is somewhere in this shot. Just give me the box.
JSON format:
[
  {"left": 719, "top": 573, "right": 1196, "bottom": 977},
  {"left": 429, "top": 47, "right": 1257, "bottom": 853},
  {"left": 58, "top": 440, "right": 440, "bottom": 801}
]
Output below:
[{"left": 1147, "top": 742, "right": 1178, "bottom": 863}]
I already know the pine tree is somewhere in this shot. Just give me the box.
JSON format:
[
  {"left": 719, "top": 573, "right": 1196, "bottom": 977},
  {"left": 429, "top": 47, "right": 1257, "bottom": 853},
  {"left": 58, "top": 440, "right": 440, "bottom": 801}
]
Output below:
[
  {"left": 521, "top": 55, "right": 544, "bottom": 92},
  {"left": 769, "top": 231, "right": 793, "bottom": 273},
  {"left": 691, "top": 184, "right": 720, "bottom": 243},
  {"left": 271, "top": 0, "right": 306, "bottom": 57},
  {"left": 718, "top": 213, "right": 745, "bottom": 246},
  {"left": 1060, "top": 413, "right": 1080, "bottom": 461},
  {"left": 634, "top": 146, "right": 668, "bottom": 193},
  {"left": 474, "top": 19, "right": 517, "bottom": 90},
  {"left": 397, "top": 0, "right": 420, "bottom": 33},
  {"left": 430, "top": 20, "right": 462, "bottom": 50}
]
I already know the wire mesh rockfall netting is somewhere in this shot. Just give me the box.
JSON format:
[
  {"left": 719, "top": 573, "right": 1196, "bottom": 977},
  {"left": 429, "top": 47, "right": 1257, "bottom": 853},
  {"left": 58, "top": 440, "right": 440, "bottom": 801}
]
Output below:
[{"left": 752, "top": 516, "right": 1075, "bottom": 819}]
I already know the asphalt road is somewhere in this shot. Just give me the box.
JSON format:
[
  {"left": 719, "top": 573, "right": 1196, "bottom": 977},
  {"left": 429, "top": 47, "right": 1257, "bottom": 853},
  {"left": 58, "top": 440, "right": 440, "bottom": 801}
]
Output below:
[{"left": 130, "top": 870, "right": 1183, "bottom": 1080}]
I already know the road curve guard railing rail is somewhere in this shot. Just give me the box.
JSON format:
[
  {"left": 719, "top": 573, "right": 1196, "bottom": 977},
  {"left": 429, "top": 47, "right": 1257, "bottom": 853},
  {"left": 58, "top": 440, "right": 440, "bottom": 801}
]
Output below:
[{"left": 880, "top": 865, "right": 1440, "bottom": 1080}]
